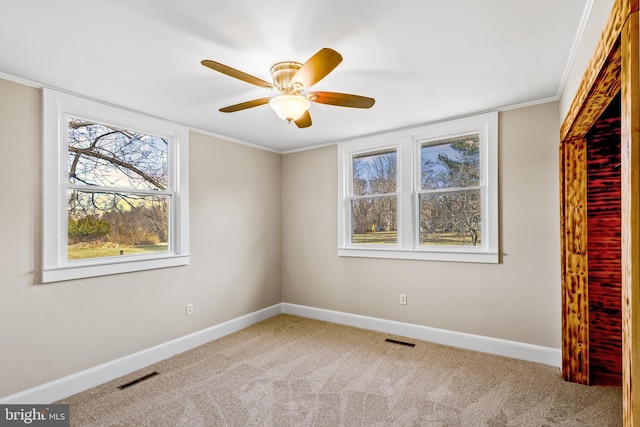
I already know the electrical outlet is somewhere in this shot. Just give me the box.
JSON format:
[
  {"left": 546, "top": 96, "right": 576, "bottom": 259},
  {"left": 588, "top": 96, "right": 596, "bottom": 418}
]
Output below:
[
  {"left": 400, "top": 294, "right": 407, "bottom": 305},
  {"left": 186, "top": 303, "right": 194, "bottom": 316}
]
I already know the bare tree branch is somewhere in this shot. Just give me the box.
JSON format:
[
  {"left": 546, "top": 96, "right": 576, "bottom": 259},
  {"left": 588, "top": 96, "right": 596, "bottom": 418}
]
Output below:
[{"left": 69, "top": 146, "right": 166, "bottom": 190}]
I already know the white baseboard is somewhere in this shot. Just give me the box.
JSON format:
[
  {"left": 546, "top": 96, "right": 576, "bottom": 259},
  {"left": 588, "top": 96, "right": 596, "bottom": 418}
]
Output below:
[
  {"left": 0, "top": 304, "right": 282, "bottom": 404},
  {"left": 2, "top": 302, "right": 561, "bottom": 404},
  {"left": 282, "top": 303, "right": 561, "bottom": 368}
]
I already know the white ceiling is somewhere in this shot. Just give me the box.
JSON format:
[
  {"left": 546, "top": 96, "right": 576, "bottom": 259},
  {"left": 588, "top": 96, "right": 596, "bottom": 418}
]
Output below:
[{"left": 0, "top": 0, "right": 589, "bottom": 152}]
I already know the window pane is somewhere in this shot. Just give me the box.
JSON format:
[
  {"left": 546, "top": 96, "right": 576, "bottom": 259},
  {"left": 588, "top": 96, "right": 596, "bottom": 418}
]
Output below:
[
  {"left": 352, "top": 149, "right": 397, "bottom": 195},
  {"left": 421, "top": 134, "right": 479, "bottom": 190},
  {"left": 351, "top": 196, "right": 397, "bottom": 244},
  {"left": 419, "top": 190, "right": 481, "bottom": 246},
  {"left": 67, "top": 190, "right": 169, "bottom": 260},
  {"left": 68, "top": 117, "right": 168, "bottom": 190}
]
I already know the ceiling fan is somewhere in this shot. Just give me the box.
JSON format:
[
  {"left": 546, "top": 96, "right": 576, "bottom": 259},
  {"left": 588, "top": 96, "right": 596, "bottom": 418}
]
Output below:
[{"left": 201, "top": 48, "right": 375, "bottom": 128}]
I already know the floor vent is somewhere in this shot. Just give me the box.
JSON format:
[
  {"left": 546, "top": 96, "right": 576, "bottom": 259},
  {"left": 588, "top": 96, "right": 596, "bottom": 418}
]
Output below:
[
  {"left": 385, "top": 338, "right": 416, "bottom": 347},
  {"left": 117, "top": 371, "right": 160, "bottom": 390}
]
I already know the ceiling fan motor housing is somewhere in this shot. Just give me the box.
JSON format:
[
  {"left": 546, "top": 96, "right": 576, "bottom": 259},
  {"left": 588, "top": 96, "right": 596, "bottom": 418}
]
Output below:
[{"left": 270, "top": 61, "right": 303, "bottom": 94}]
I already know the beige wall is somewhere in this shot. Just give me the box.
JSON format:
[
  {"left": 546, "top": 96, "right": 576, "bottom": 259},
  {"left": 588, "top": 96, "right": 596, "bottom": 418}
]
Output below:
[
  {"left": 0, "top": 78, "right": 282, "bottom": 397},
  {"left": 282, "top": 101, "right": 561, "bottom": 348},
  {"left": 560, "top": 0, "right": 615, "bottom": 121}
]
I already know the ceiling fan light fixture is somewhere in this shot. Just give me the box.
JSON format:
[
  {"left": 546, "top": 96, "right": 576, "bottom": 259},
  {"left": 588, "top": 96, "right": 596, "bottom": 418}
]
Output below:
[{"left": 269, "top": 95, "right": 310, "bottom": 122}]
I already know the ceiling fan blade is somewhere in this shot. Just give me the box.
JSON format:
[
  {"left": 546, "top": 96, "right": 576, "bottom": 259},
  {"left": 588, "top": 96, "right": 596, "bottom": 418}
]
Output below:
[
  {"left": 294, "top": 110, "right": 312, "bottom": 128},
  {"left": 201, "top": 60, "right": 275, "bottom": 90},
  {"left": 219, "top": 97, "right": 272, "bottom": 113},
  {"left": 307, "top": 91, "right": 375, "bottom": 109},
  {"left": 293, "top": 48, "right": 343, "bottom": 88}
]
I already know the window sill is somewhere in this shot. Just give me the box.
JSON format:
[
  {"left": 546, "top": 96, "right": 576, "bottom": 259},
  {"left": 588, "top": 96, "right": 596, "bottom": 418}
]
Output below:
[
  {"left": 337, "top": 247, "right": 499, "bottom": 264},
  {"left": 41, "top": 254, "right": 190, "bottom": 283}
]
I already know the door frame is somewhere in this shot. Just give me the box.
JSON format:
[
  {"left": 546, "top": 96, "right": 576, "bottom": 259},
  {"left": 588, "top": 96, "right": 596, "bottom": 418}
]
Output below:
[{"left": 560, "top": 0, "right": 640, "bottom": 424}]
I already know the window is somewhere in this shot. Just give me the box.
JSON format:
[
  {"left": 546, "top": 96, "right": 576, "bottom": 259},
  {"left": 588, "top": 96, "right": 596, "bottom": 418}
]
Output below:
[
  {"left": 338, "top": 111, "right": 498, "bottom": 263},
  {"left": 350, "top": 148, "right": 398, "bottom": 245},
  {"left": 418, "top": 134, "right": 481, "bottom": 247},
  {"left": 42, "top": 89, "right": 189, "bottom": 282}
]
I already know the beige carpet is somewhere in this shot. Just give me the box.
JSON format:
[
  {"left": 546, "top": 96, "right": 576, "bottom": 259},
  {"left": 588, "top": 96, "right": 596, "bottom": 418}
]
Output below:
[{"left": 59, "top": 314, "right": 622, "bottom": 426}]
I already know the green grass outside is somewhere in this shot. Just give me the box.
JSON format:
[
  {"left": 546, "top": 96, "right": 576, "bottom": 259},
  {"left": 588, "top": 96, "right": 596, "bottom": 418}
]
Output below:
[
  {"left": 351, "top": 231, "right": 480, "bottom": 246},
  {"left": 352, "top": 231, "right": 397, "bottom": 244},
  {"left": 420, "top": 231, "right": 480, "bottom": 246},
  {"left": 68, "top": 244, "right": 168, "bottom": 260}
]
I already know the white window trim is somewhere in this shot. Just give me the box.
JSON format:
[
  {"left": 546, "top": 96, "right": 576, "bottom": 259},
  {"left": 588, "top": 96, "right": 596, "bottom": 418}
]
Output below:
[
  {"left": 338, "top": 111, "right": 498, "bottom": 263},
  {"left": 42, "top": 89, "right": 190, "bottom": 283}
]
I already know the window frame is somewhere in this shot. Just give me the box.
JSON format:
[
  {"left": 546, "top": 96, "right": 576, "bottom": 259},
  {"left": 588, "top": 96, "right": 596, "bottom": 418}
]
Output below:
[
  {"left": 337, "top": 111, "right": 498, "bottom": 263},
  {"left": 42, "top": 89, "right": 190, "bottom": 283}
]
